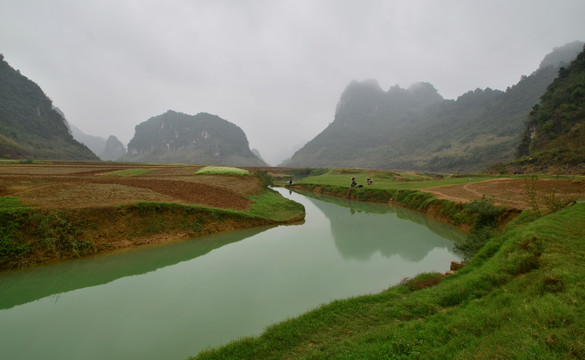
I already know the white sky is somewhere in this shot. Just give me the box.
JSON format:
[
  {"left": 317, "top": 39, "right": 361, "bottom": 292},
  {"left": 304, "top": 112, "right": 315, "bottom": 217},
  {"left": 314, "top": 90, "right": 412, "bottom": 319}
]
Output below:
[{"left": 1, "top": 0, "right": 584, "bottom": 165}]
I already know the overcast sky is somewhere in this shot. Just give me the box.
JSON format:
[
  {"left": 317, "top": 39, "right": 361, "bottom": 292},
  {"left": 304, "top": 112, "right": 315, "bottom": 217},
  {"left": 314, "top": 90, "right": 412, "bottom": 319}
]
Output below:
[{"left": 1, "top": 0, "right": 584, "bottom": 165}]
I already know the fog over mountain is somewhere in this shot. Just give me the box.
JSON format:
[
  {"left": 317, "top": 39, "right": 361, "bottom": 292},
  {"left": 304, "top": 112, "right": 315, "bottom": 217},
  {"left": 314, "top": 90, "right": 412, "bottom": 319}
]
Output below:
[
  {"left": 67, "top": 122, "right": 107, "bottom": 157},
  {"left": 1, "top": 1, "right": 584, "bottom": 165},
  {"left": 282, "top": 42, "right": 583, "bottom": 172}
]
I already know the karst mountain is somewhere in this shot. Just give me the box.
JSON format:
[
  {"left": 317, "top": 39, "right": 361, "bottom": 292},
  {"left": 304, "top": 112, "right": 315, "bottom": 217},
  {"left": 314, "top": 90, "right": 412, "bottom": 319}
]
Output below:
[
  {"left": 122, "top": 110, "right": 266, "bottom": 166},
  {"left": 282, "top": 41, "right": 584, "bottom": 173}
]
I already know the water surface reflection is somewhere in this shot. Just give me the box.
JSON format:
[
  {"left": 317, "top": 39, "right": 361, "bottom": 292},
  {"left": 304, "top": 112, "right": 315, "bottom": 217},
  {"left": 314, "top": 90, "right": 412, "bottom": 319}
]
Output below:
[
  {"left": 0, "top": 227, "right": 273, "bottom": 310},
  {"left": 0, "top": 188, "right": 463, "bottom": 360},
  {"left": 299, "top": 190, "right": 465, "bottom": 261}
]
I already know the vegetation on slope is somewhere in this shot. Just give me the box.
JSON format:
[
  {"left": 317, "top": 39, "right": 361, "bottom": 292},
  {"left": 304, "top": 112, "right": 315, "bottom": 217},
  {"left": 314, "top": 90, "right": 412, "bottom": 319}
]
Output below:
[
  {"left": 517, "top": 44, "right": 585, "bottom": 173},
  {"left": 0, "top": 55, "right": 99, "bottom": 160}
]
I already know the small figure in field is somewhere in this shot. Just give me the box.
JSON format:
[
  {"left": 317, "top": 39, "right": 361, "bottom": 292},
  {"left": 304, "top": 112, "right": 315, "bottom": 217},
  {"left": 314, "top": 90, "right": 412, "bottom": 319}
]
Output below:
[
  {"left": 367, "top": 178, "right": 373, "bottom": 185},
  {"left": 351, "top": 177, "right": 357, "bottom": 188}
]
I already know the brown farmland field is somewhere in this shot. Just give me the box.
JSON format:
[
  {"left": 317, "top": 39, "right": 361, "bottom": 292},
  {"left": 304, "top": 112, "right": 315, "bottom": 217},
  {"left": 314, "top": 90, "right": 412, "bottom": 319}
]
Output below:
[
  {"left": 0, "top": 162, "right": 262, "bottom": 209},
  {"left": 0, "top": 161, "right": 279, "bottom": 269},
  {"left": 423, "top": 177, "right": 585, "bottom": 210}
]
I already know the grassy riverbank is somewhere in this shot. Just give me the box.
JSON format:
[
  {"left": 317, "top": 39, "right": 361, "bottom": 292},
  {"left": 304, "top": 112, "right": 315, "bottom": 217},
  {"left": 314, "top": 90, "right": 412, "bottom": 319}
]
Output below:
[
  {"left": 193, "top": 201, "right": 585, "bottom": 359},
  {"left": 190, "top": 168, "right": 585, "bottom": 359},
  {"left": 0, "top": 188, "right": 304, "bottom": 270},
  {"left": 285, "top": 170, "right": 521, "bottom": 232}
]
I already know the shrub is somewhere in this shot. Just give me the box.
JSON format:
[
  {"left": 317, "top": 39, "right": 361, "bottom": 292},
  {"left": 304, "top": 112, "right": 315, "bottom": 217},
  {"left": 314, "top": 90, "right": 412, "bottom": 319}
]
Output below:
[
  {"left": 252, "top": 169, "right": 273, "bottom": 188},
  {"left": 456, "top": 196, "right": 506, "bottom": 260}
]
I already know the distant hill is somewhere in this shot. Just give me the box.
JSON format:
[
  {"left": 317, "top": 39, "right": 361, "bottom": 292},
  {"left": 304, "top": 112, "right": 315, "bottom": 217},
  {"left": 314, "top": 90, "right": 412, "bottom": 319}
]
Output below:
[
  {"left": 0, "top": 55, "right": 98, "bottom": 160},
  {"left": 282, "top": 41, "right": 584, "bottom": 173},
  {"left": 122, "top": 110, "right": 266, "bottom": 166},
  {"left": 100, "top": 135, "right": 126, "bottom": 161},
  {"left": 67, "top": 123, "right": 126, "bottom": 161},
  {"left": 67, "top": 121, "right": 107, "bottom": 157},
  {"left": 516, "top": 44, "right": 585, "bottom": 173},
  {"left": 251, "top": 148, "right": 266, "bottom": 163}
]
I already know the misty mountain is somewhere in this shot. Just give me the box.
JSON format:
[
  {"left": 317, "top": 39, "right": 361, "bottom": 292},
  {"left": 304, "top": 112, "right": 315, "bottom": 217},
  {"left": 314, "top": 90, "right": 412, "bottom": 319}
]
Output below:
[
  {"left": 282, "top": 41, "right": 584, "bottom": 173},
  {"left": 101, "top": 135, "right": 126, "bottom": 161},
  {"left": 251, "top": 148, "right": 265, "bottom": 163},
  {"left": 67, "top": 122, "right": 127, "bottom": 161},
  {"left": 122, "top": 110, "right": 266, "bottom": 166},
  {"left": 0, "top": 55, "right": 98, "bottom": 160},
  {"left": 67, "top": 121, "right": 107, "bottom": 156},
  {"left": 516, "top": 44, "right": 585, "bottom": 172}
]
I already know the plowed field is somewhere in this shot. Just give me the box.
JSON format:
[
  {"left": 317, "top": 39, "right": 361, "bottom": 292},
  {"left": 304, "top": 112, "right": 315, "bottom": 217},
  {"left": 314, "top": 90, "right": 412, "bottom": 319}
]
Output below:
[
  {"left": 422, "top": 178, "right": 585, "bottom": 210},
  {"left": 0, "top": 163, "right": 262, "bottom": 210}
]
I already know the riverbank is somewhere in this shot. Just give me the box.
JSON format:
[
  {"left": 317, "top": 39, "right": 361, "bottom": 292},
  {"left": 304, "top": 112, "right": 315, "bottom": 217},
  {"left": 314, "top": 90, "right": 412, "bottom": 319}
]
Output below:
[
  {"left": 287, "top": 182, "right": 520, "bottom": 233},
  {"left": 193, "top": 198, "right": 585, "bottom": 359},
  {"left": 189, "top": 168, "right": 585, "bottom": 359},
  {"left": 281, "top": 168, "right": 584, "bottom": 228},
  {"left": 0, "top": 162, "right": 305, "bottom": 270}
]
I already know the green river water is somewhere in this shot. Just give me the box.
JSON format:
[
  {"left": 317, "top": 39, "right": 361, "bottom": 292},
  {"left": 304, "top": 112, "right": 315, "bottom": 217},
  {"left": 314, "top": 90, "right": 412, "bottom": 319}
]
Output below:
[{"left": 0, "top": 188, "right": 463, "bottom": 359}]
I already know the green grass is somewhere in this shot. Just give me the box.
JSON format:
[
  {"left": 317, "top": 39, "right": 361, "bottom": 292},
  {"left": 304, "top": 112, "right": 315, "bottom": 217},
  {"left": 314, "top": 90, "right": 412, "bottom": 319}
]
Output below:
[
  {"left": 0, "top": 196, "right": 28, "bottom": 210},
  {"left": 247, "top": 189, "right": 305, "bottom": 221},
  {"left": 192, "top": 204, "right": 585, "bottom": 359},
  {"left": 296, "top": 169, "right": 499, "bottom": 190},
  {"left": 0, "top": 159, "right": 33, "bottom": 164},
  {"left": 195, "top": 166, "right": 250, "bottom": 176},
  {"left": 102, "top": 168, "right": 153, "bottom": 176}
]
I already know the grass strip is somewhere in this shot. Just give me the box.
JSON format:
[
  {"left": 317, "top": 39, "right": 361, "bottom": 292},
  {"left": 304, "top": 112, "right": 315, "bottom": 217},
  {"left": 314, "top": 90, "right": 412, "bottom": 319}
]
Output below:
[
  {"left": 195, "top": 166, "right": 250, "bottom": 176},
  {"left": 102, "top": 168, "right": 153, "bottom": 176},
  {"left": 0, "top": 196, "right": 28, "bottom": 210},
  {"left": 247, "top": 189, "right": 305, "bottom": 222}
]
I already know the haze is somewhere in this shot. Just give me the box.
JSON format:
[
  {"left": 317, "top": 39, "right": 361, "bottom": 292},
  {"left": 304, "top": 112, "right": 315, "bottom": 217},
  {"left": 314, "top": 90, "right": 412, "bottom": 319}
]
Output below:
[{"left": 1, "top": 0, "right": 584, "bottom": 165}]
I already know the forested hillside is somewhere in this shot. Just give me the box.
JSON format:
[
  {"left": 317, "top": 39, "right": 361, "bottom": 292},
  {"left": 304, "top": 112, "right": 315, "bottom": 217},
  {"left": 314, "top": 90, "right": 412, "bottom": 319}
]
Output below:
[
  {"left": 0, "top": 55, "right": 98, "bottom": 160},
  {"left": 282, "top": 42, "right": 583, "bottom": 173},
  {"left": 516, "top": 44, "right": 585, "bottom": 173},
  {"left": 123, "top": 110, "right": 266, "bottom": 166}
]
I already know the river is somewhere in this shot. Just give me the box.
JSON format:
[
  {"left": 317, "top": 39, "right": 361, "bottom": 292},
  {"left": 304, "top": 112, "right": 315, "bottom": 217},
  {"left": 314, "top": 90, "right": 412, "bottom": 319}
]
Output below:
[{"left": 0, "top": 188, "right": 463, "bottom": 360}]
